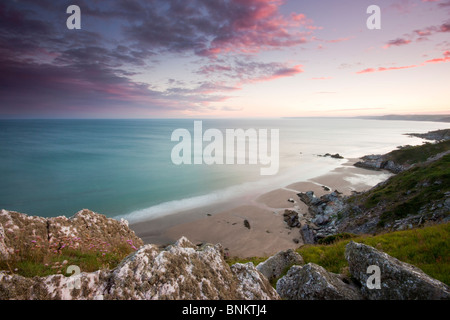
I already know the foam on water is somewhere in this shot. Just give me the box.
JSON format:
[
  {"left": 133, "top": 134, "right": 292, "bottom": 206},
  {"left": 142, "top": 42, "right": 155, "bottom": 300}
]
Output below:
[
  {"left": 116, "top": 156, "right": 345, "bottom": 223},
  {"left": 0, "top": 118, "right": 446, "bottom": 219}
]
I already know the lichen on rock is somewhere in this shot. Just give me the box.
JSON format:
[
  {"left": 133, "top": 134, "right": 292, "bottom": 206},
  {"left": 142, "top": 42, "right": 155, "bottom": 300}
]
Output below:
[{"left": 345, "top": 241, "right": 450, "bottom": 300}]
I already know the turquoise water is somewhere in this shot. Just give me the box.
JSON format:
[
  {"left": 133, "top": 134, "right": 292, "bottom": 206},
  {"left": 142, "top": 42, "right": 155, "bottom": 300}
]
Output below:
[{"left": 0, "top": 118, "right": 446, "bottom": 221}]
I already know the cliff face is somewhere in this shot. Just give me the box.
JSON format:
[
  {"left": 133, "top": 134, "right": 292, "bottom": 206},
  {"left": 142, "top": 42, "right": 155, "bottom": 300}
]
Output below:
[{"left": 0, "top": 210, "right": 278, "bottom": 300}]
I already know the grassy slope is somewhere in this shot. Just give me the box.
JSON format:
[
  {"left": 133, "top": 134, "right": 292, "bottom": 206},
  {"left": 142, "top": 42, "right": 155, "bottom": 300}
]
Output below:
[
  {"left": 347, "top": 147, "right": 450, "bottom": 227},
  {"left": 297, "top": 223, "right": 450, "bottom": 285},
  {"left": 226, "top": 141, "right": 450, "bottom": 286},
  {"left": 0, "top": 243, "right": 134, "bottom": 278},
  {"left": 384, "top": 140, "right": 450, "bottom": 165},
  {"left": 226, "top": 223, "right": 450, "bottom": 286},
  {"left": 295, "top": 142, "right": 450, "bottom": 285}
]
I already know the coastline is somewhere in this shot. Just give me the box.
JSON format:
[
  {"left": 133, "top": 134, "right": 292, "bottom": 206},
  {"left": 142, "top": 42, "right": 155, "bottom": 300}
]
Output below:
[{"left": 131, "top": 159, "right": 392, "bottom": 258}]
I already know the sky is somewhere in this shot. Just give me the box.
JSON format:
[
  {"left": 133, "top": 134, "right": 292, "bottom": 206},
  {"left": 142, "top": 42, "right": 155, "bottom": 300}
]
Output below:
[{"left": 0, "top": 0, "right": 449, "bottom": 119}]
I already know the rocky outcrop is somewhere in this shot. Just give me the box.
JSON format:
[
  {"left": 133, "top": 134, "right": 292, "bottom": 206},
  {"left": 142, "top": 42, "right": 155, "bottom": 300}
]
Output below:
[
  {"left": 298, "top": 190, "right": 345, "bottom": 219},
  {"left": 354, "top": 155, "right": 406, "bottom": 173},
  {"left": 105, "top": 237, "right": 278, "bottom": 300},
  {"left": 407, "top": 129, "right": 450, "bottom": 141},
  {"left": 231, "top": 263, "right": 280, "bottom": 300},
  {"left": 0, "top": 236, "right": 279, "bottom": 300},
  {"left": 276, "top": 242, "right": 449, "bottom": 300},
  {"left": 319, "top": 153, "right": 344, "bottom": 159},
  {"left": 256, "top": 249, "right": 304, "bottom": 283},
  {"left": 276, "top": 263, "right": 362, "bottom": 300},
  {"left": 300, "top": 224, "right": 315, "bottom": 244},
  {"left": 0, "top": 209, "right": 143, "bottom": 259},
  {"left": 283, "top": 209, "right": 300, "bottom": 228},
  {"left": 345, "top": 241, "right": 450, "bottom": 300},
  {"left": 296, "top": 190, "right": 346, "bottom": 242}
]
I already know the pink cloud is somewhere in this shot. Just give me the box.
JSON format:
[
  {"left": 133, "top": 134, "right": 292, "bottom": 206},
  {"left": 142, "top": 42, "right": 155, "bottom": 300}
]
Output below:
[
  {"left": 356, "top": 65, "right": 418, "bottom": 74},
  {"left": 424, "top": 56, "right": 450, "bottom": 63},
  {"left": 244, "top": 64, "right": 304, "bottom": 83},
  {"left": 356, "top": 51, "right": 450, "bottom": 74}
]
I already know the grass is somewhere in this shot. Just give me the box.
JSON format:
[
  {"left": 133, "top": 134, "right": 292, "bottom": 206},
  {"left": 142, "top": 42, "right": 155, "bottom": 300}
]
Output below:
[
  {"left": 0, "top": 238, "right": 136, "bottom": 278},
  {"left": 225, "top": 256, "right": 268, "bottom": 267},
  {"left": 348, "top": 153, "right": 450, "bottom": 226},
  {"left": 297, "top": 222, "right": 450, "bottom": 285},
  {"left": 225, "top": 223, "right": 450, "bottom": 286},
  {"left": 385, "top": 140, "right": 450, "bottom": 165}
]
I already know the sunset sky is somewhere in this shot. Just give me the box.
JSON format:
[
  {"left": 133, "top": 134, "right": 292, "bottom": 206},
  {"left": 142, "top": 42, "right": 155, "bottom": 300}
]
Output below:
[{"left": 0, "top": 0, "right": 449, "bottom": 118}]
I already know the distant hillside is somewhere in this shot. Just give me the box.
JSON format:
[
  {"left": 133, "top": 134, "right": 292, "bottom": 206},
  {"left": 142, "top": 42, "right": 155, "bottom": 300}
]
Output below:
[{"left": 357, "top": 114, "right": 450, "bottom": 123}]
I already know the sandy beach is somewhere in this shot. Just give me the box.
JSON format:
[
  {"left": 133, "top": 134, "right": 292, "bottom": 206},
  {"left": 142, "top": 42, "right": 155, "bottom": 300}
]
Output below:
[{"left": 131, "top": 159, "right": 392, "bottom": 258}]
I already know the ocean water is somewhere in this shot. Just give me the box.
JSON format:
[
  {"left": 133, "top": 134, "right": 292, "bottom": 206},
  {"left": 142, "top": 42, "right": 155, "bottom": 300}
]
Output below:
[{"left": 0, "top": 118, "right": 446, "bottom": 222}]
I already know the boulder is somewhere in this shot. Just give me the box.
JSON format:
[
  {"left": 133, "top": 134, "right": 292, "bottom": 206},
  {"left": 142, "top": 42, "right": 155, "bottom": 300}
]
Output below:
[
  {"left": 297, "top": 191, "right": 317, "bottom": 206},
  {"left": 256, "top": 249, "right": 304, "bottom": 282},
  {"left": 0, "top": 236, "right": 280, "bottom": 300},
  {"left": 276, "top": 263, "right": 362, "bottom": 300},
  {"left": 345, "top": 241, "right": 450, "bottom": 300},
  {"left": 231, "top": 263, "right": 280, "bottom": 300},
  {"left": 0, "top": 209, "right": 143, "bottom": 260},
  {"left": 283, "top": 209, "right": 300, "bottom": 228}
]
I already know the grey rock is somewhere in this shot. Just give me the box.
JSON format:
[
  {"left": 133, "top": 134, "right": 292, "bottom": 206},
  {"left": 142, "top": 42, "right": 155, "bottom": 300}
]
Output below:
[
  {"left": 0, "top": 236, "right": 280, "bottom": 300},
  {"left": 256, "top": 249, "right": 304, "bottom": 283},
  {"left": 0, "top": 209, "right": 143, "bottom": 260},
  {"left": 300, "top": 224, "right": 315, "bottom": 244},
  {"left": 345, "top": 241, "right": 450, "bottom": 300},
  {"left": 231, "top": 263, "right": 280, "bottom": 300},
  {"left": 276, "top": 263, "right": 362, "bottom": 300},
  {"left": 0, "top": 224, "right": 8, "bottom": 260},
  {"left": 283, "top": 209, "right": 300, "bottom": 228}
]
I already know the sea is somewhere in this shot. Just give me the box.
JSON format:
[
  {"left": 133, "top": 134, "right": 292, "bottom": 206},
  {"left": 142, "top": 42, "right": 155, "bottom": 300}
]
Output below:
[{"left": 0, "top": 118, "right": 446, "bottom": 223}]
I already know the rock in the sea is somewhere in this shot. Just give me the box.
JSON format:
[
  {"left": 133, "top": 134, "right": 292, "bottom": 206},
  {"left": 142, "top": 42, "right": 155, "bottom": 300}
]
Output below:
[
  {"left": 256, "top": 249, "right": 304, "bottom": 283},
  {"left": 276, "top": 263, "right": 362, "bottom": 300},
  {"left": 345, "top": 241, "right": 450, "bottom": 300}
]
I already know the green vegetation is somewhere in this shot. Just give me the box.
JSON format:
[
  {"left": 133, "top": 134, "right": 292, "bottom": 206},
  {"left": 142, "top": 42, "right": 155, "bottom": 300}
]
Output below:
[
  {"left": 349, "top": 153, "right": 450, "bottom": 226},
  {"left": 226, "top": 223, "right": 449, "bottom": 286},
  {"left": 385, "top": 140, "right": 450, "bottom": 165},
  {"left": 297, "top": 223, "right": 450, "bottom": 285},
  {"left": 225, "top": 256, "right": 268, "bottom": 267},
  {"left": 0, "top": 241, "right": 135, "bottom": 278},
  {"left": 317, "top": 233, "right": 357, "bottom": 245}
]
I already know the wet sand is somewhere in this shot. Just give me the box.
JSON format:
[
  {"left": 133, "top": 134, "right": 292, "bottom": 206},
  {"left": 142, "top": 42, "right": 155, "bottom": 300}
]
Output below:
[{"left": 131, "top": 160, "right": 391, "bottom": 258}]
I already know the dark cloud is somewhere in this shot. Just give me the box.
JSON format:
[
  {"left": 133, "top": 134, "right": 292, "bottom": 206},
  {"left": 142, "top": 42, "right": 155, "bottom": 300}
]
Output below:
[
  {"left": 0, "top": 1, "right": 314, "bottom": 117},
  {"left": 384, "top": 38, "right": 412, "bottom": 48},
  {"left": 118, "top": 0, "right": 313, "bottom": 57}
]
